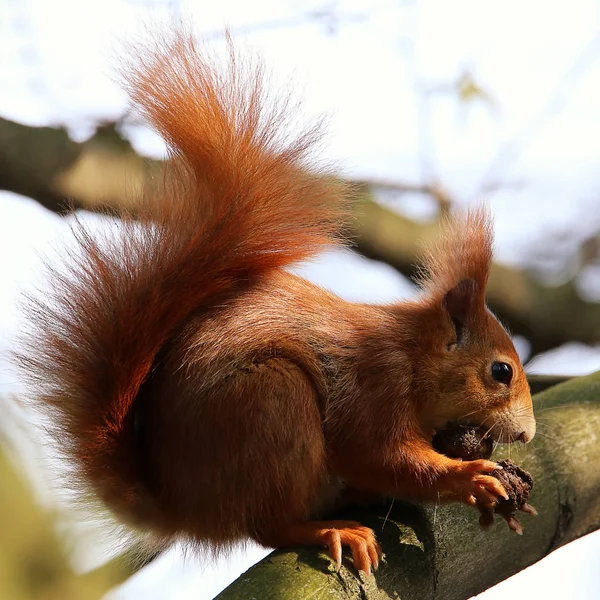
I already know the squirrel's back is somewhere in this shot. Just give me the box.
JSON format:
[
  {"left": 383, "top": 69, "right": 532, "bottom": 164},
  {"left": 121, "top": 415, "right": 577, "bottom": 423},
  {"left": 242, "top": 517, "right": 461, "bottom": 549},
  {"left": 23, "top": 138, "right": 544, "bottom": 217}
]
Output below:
[{"left": 17, "top": 29, "right": 349, "bottom": 532}]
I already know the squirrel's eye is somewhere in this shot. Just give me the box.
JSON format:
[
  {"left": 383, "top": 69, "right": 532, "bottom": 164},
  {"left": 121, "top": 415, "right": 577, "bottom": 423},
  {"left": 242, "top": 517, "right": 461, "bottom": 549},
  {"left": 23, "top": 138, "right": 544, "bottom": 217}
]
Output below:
[{"left": 491, "top": 362, "right": 512, "bottom": 385}]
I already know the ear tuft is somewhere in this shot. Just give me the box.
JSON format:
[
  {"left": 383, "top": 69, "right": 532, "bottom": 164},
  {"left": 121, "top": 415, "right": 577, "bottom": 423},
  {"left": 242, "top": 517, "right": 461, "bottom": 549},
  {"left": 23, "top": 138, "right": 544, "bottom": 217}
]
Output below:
[
  {"left": 442, "top": 278, "right": 479, "bottom": 323},
  {"left": 416, "top": 206, "right": 493, "bottom": 303}
]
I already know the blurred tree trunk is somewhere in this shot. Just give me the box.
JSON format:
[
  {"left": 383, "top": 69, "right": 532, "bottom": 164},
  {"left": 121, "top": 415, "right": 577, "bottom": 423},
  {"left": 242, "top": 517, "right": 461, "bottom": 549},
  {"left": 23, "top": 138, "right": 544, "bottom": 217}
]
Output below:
[
  {"left": 353, "top": 193, "right": 600, "bottom": 355},
  {"left": 0, "top": 116, "right": 148, "bottom": 213},
  {"left": 216, "top": 373, "right": 600, "bottom": 599},
  {"left": 0, "top": 430, "right": 136, "bottom": 599},
  {"left": 1, "top": 116, "right": 599, "bottom": 356}
]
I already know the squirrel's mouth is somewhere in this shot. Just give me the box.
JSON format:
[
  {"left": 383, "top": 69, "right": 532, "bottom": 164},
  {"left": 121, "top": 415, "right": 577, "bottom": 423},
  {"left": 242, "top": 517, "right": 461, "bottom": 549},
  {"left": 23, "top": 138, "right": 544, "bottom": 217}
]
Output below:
[
  {"left": 432, "top": 407, "right": 535, "bottom": 455},
  {"left": 433, "top": 418, "right": 527, "bottom": 450},
  {"left": 459, "top": 415, "right": 534, "bottom": 445},
  {"left": 432, "top": 416, "right": 534, "bottom": 463}
]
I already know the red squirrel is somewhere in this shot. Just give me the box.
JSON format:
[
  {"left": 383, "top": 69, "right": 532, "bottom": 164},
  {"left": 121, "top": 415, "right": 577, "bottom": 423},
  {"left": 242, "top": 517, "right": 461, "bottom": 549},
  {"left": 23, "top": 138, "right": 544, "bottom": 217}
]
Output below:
[{"left": 18, "top": 30, "right": 536, "bottom": 574}]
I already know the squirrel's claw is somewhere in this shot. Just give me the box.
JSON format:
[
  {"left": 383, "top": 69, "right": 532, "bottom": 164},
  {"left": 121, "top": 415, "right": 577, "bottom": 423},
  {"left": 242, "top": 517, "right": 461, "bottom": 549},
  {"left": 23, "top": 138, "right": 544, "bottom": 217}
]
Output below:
[
  {"left": 331, "top": 522, "right": 381, "bottom": 574},
  {"left": 502, "top": 514, "right": 524, "bottom": 535},
  {"left": 313, "top": 520, "right": 381, "bottom": 574},
  {"left": 477, "top": 502, "right": 535, "bottom": 534},
  {"left": 520, "top": 502, "right": 538, "bottom": 516},
  {"left": 453, "top": 461, "right": 509, "bottom": 509},
  {"left": 478, "top": 507, "right": 495, "bottom": 530}
]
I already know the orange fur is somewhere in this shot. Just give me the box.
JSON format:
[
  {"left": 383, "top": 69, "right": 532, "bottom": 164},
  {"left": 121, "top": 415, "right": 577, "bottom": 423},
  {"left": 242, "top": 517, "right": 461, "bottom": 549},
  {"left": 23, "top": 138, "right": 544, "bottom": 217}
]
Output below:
[{"left": 17, "top": 30, "right": 535, "bottom": 573}]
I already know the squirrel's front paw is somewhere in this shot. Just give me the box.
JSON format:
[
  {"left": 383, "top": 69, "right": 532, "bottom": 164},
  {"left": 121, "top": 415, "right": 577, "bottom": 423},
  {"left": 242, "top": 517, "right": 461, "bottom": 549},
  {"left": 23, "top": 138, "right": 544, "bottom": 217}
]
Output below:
[{"left": 452, "top": 459, "right": 509, "bottom": 508}]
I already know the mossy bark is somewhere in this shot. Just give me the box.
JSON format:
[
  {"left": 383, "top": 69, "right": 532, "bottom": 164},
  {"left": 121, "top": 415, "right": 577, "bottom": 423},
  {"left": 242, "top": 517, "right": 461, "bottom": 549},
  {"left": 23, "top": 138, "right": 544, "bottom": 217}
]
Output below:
[{"left": 217, "top": 372, "right": 600, "bottom": 599}]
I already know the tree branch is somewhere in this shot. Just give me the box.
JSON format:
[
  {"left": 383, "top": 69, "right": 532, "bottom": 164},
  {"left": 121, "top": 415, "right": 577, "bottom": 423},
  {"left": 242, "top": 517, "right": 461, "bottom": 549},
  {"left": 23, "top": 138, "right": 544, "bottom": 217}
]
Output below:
[
  {"left": 216, "top": 372, "right": 600, "bottom": 599},
  {"left": 1, "top": 116, "right": 598, "bottom": 355},
  {"left": 353, "top": 191, "right": 600, "bottom": 356}
]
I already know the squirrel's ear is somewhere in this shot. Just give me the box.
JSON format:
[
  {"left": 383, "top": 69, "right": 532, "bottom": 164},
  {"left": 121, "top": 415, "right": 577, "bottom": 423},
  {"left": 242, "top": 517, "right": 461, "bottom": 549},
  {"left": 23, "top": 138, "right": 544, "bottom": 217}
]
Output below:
[{"left": 442, "top": 278, "right": 479, "bottom": 324}]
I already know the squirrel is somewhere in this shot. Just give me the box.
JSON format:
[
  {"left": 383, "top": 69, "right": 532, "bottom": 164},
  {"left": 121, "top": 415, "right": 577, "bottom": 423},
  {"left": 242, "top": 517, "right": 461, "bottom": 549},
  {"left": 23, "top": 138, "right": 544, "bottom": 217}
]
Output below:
[{"left": 17, "top": 30, "right": 536, "bottom": 575}]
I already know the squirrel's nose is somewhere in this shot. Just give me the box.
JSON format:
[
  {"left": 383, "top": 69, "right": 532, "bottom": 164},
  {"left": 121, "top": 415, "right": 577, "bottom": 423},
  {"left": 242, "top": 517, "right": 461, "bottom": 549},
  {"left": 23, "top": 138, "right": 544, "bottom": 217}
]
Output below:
[{"left": 519, "top": 430, "right": 531, "bottom": 443}]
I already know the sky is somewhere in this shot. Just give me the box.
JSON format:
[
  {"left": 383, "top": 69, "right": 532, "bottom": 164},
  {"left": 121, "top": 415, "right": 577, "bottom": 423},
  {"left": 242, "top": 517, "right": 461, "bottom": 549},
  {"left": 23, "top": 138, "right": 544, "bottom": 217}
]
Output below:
[{"left": 0, "top": 0, "right": 599, "bottom": 598}]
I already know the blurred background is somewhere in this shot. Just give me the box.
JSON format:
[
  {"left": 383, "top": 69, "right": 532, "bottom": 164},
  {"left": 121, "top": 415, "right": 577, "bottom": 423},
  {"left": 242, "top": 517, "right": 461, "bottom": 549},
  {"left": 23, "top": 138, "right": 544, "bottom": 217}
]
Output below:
[{"left": 0, "top": 0, "right": 599, "bottom": 598}]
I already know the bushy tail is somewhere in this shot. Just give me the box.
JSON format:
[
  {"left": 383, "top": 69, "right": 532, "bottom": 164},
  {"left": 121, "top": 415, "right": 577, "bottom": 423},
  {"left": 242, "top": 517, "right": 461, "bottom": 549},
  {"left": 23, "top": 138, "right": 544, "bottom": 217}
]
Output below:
[{"left": 17, "top": 29, "right": 348, "bottom": 528}]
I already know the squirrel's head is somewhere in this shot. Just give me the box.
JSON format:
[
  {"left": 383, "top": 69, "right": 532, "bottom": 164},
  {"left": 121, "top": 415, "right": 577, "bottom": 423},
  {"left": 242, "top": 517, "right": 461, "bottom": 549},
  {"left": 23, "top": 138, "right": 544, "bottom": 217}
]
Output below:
[{"left": 413, "top": 208, "right": 535, "bottom": 445}]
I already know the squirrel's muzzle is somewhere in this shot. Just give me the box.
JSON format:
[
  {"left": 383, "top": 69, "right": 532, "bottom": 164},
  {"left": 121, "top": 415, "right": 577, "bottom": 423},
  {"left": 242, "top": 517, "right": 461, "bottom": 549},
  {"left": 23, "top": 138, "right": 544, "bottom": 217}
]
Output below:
[{"left": 488, "top": 395, "right": 536, "bottom": 444}]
